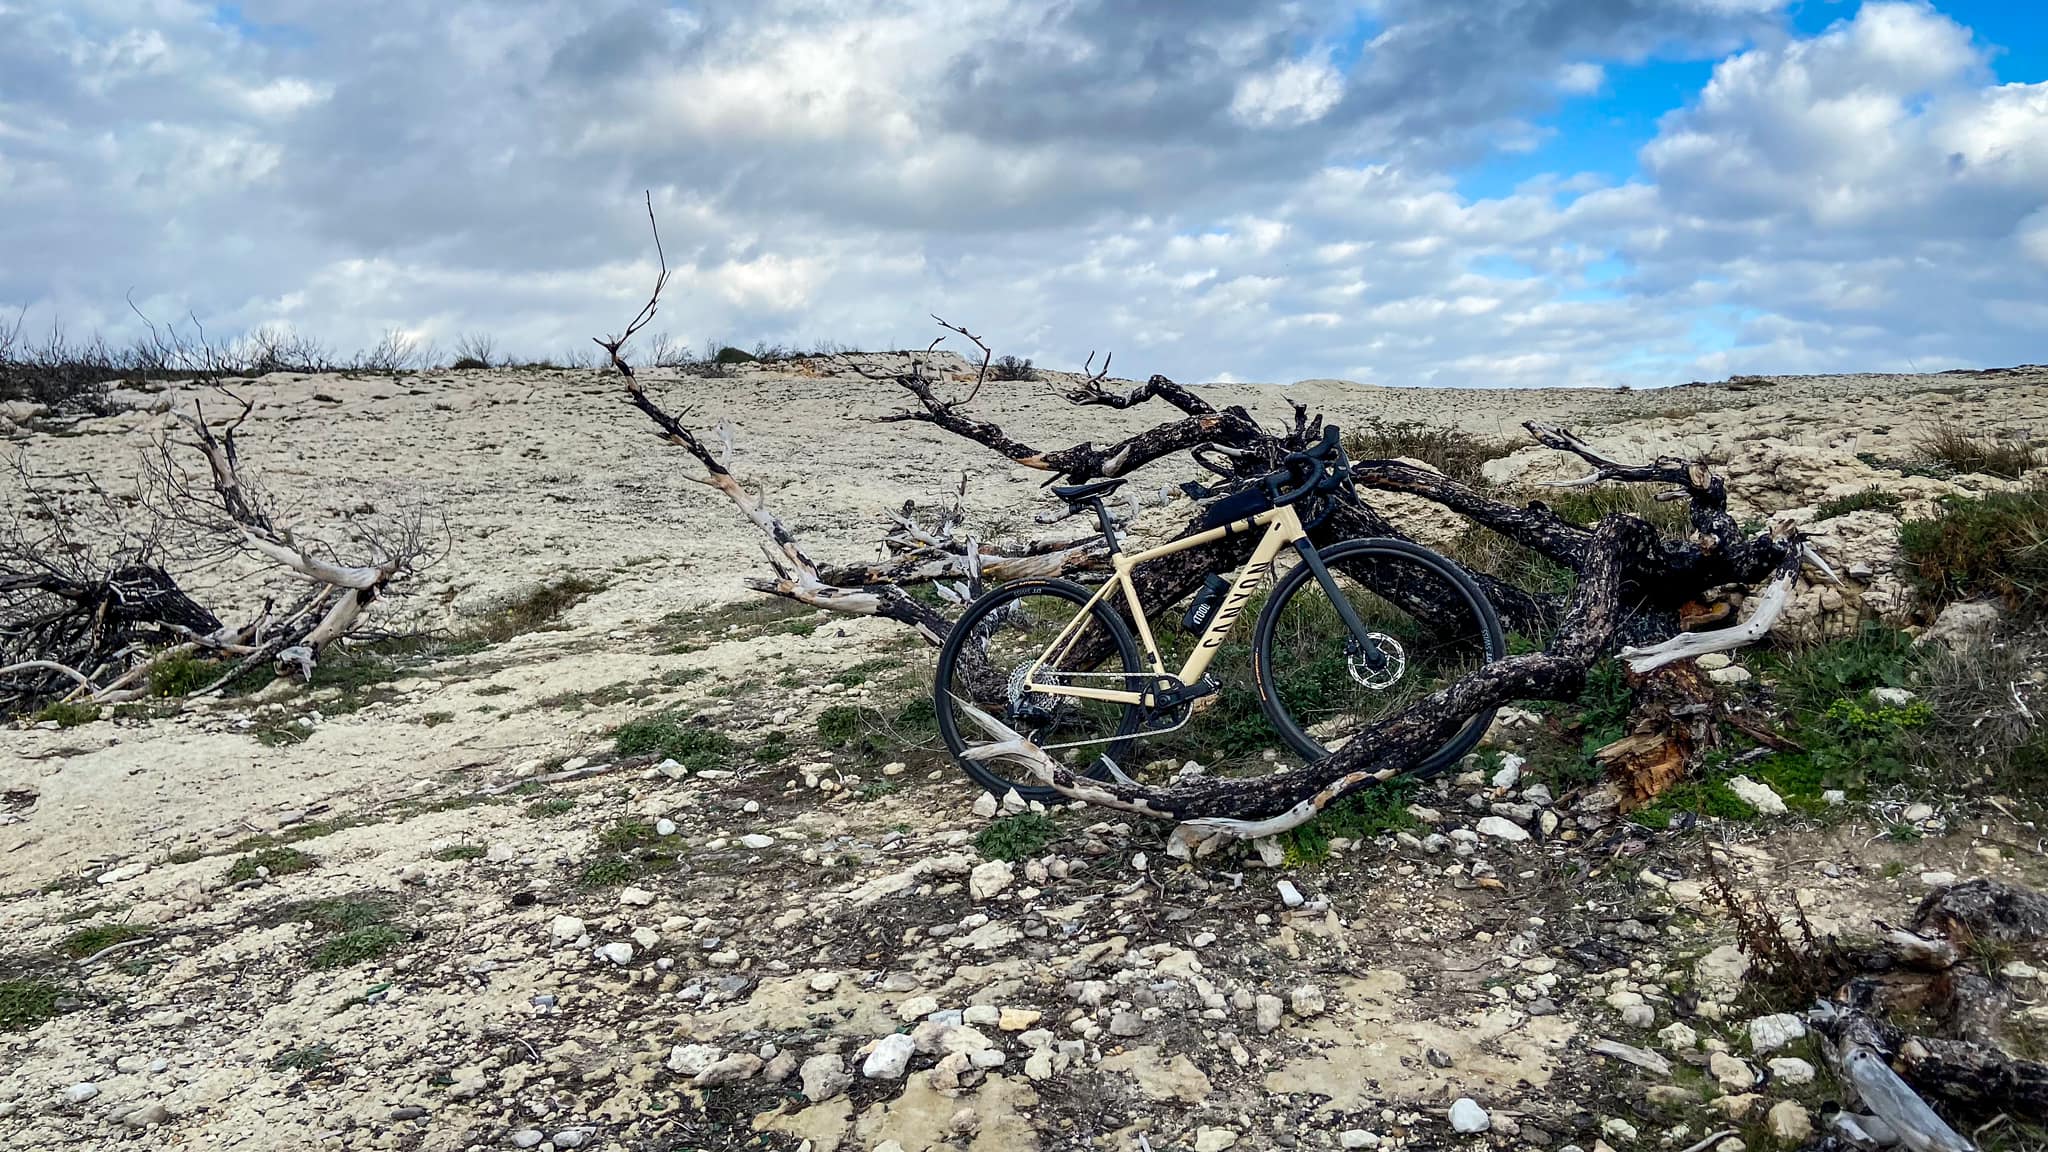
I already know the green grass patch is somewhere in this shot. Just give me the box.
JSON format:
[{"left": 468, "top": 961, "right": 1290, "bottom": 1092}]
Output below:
[
  {"left": 832, "top": 658, "right": 904, "bottom": 687},
  {"left": 577, "top": 818, "right": 676, "bottom": 888},
  {"left": 1629, "top": 778, "right": 1757, "bottom": 828},
  {"left": 975, "top": 813, "right": 1059, "bottom": 862},
  {"left": 58, "top": 923, "right": 147, "bottom": 960},
  {"left": 613, "top": 713, "right": 738, "bottom": 767},
  {"left": 433, "top": 843, "right": 487, "bottom": 862},
  {"left": 0, "top": 979, "right": 65, "bottom": 1033},
  {"left": 1899, "top": 482, "right": 2048, "bottom": 617},
  {"left": 1814, "top": 487, "right": 1903, "bottom": 519},
  {"left": 524, "top": 796, "right": 576, "bottom": 818},
  {"left": 148, "top": 652, "right": 225, "bottom": 697},
  {"left": 226, "top": 846, "right": 317, "bottom": 883},
  {"left": 462, "top": 575, "right": 606, "bottom": 645},
  {"left": 1915, "top": 420, "right": 2039, "bottom": 480},
  {"left": 752, "top": 730, "right": 793, "bottom": 763},
  {"left": 255, "top": 722, "right": 311, "bottom": 746},
  {"left": 855, "top": 778, "right": 902, "bottom": 802},
  {"left": 1343, "top": 420, "right": 1514, "bottom": 487},
  {"left": 1283, "top": 780, "right": 1419, "bottom": 863},
  {"left": 1540, "top": 484, "right": 1694, "bottom": 536},
  {"left": 474, "top": 683, "right": 516, "bottom": 696},
  {"left": 269, "top": 1042, "right": 336, "bottom": 1072},
  {"left": 30, "top": 700, "right": 99, "bottom": 727},
  {"left": 311, "top": 925, "right": 404, "bottom": 969}
]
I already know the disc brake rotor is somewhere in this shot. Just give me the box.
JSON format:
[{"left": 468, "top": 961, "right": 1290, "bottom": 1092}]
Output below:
[{"left": 1348, "top": 633, "right": 1407, "bottom": 689}]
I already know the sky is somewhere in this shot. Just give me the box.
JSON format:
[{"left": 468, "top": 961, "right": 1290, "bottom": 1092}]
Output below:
[{"left": 0, "top": 0, "right": 2043, "bottom": 387}]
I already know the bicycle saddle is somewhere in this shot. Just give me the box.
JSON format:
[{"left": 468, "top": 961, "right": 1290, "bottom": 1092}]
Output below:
[{"left": 1051, "top": 477, "right": 1126, "bottom": 503}]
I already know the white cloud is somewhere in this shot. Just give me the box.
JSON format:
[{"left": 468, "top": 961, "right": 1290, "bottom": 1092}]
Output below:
[
  {"left": 0, "top": 0, "right": 2039, "bottom": 389},
  {"left": 1558, "top": 62, "right": 1606, "bottom": 94},
  {"left": 1231, "top": 55, "right": 1345, "bottom": 128}
]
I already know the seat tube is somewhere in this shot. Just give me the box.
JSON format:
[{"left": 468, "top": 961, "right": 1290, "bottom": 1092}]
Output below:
[
  {"left": 1291, "top": 538, "right": 1386, "bottom": 670},
  {"left": 1090, "top": 498, "right": 1120, "bottom": 552}
]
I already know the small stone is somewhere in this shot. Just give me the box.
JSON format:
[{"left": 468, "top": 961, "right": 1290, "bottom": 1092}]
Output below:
[
  {"left": 1707, "top": 665, "right": 1752, "bottom": 685},
  {"left": 1726, "top": 775, "right": 1786, "bottom": 815},
  {"left": 1696, "top": 652, "right": 1731, "bottom": 670},
  {"left": 619, "top": 886, "right": 656, "bottom": 906},
  {"left": 1766, "top": 1101, "right": 1813, "bottom": 1143},
  {"left": 693, "top": 1053, "right": 764, "bottom": 1086},
  {"left": 1620, "top": 1003, "right": 1655, "bottom": 1028},
  {"left": 598, "top": 941, "right": 634, "bottom": 965},
  {"left": 1768, "top": 1056, "right": 1816, "bottom": 1085},
  {"left": 969, "top": 859, "right": 1014, "bottom": 901},
  {"left": 971, "top": 792, "right": 999, "bottom": 818},
  {"left": 1709, "top": 1050, "right": 1756, "bottom": 1091},
  {"left": 899, "top": 994, "right": 941, "bottom": 1022},
  {"left": 1657, "top": 1022, "right": 1698, "bottom": 1050},
  {"left": 1746, "top": 1012, "right": 1806, "bottom": 1053},
  {"left": 1602, "top": 1118, "right": 1639, "bottom": 1141},
  {"left": 1000, "top": 788, "right": 1027, "bottom": 814},
  {"left": 1921, "top": 870, "right": 1959, "bottom": 888},
  {"left": 1822, "top": 790, "right": 1846, "bottom": 806},
  {"left": 800, "top": 1052, "right": 852, "bottom": 1100},
  {"left": 1255, "top": 994, "right": 1285, "bottom": 1033},
  {"left": 1449, "top": 1098, "right": 1491, "bottom": 1134},
  {"left": 552, "top": 1130, "right": 592, "bottom": 1149},
  {"left": 655, "top": 818, "right": 678, "bottom": 836},
  {"left": 1425, "top": 1048, "right": 1452, "bottom": 1069},
  {"left": 549, "top": 915, "right": 585, "bottom": 943},
  {"left": 810, "top": 971, "right": 842, "bottom": 993},
  {"left": 1109, "top": 1010, "right": 1148, "bottom": 1037},
  {"left": 63, "top": 1083, "right": 100, "bottom": 1104},
  {"left": 1340, "top": 1132, "right": 1380, "bottom": 1150},
  {"left": 998, "top": 1007, "right": 1041, "bottom": 1031},
  {"left": 668, "top": 1044, "right": 724, "bottom": 1076},
  {"left": 863, "top": 1033, "right": 917, "bottom": 1080},
  {"left": 1476, "top": 816, "right": 1530, "bottom": 842},
  {"left": 509, "top": 1131, "right": 544, "bottom": 1149},
  {"left": 1875, "top": 688, "right": 1920, "bottom": 708},
  {"left": 739, "top": 833, "right": 776, "bottom": 850},
  {"left": 1291, "top": 986, "right": 1326, "bottom": 1018},
  {"left": 1491, "top": 755, "right": 1524, "bottom": 789},
  {"left": 1277, "top": 880, "right": 1305, "bottom": 908},
  {"left": 1193, "top": 1129, "right": 1238, "bottom": 1152}
]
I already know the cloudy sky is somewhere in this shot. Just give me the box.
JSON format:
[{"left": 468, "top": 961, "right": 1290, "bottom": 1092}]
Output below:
[{"left": 2, "top": 1, "right": 2043, "bottom": 386}]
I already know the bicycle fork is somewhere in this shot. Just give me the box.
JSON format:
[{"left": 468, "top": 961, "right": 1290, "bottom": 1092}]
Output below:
[{"left": 1291, "top": 538, "right": 1389, "bottom": 672}]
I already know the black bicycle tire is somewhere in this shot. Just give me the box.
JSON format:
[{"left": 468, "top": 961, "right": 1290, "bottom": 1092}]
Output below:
[
  {"left": 1251, "top": 537, "right": 1506, "bottom": 777},
  {"left": 934, "top": 577, "right": 1146, "bottom": 802}
]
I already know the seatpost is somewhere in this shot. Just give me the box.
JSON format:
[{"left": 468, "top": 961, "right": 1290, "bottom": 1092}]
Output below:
[{"left": 1088, "top": 498, "right": 1120, "bottom": 553}]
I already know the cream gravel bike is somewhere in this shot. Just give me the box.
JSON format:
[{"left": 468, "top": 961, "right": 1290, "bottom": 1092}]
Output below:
[{"left": 934, "top": 426, "right": 1506, "bottom": 800}]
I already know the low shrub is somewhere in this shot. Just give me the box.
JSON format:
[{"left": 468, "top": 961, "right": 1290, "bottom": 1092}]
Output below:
[
  {"left": 1898, "top": 484, "right": 2048, "bottom": 617},
  {"left": 1814, "top": 487, "right": 1903, "bottom": 519},
  {"left": 1915, "top": 420, "right": 2039, "bottom": 480},
  {"left": 1343, "top": 420, "right": 1514, "bottom": 487},
  {"left": 714, "top": 346, "right": 757, "bottom": 365},
  {"left": 991, "top": 355, "right": 1036, "bottom": 382},
  {"left": 613, "top": 715, "right": 737, "bottom": 768},
  {"left": 976, "top": 813, "right": 1058, "bottom": 861}
]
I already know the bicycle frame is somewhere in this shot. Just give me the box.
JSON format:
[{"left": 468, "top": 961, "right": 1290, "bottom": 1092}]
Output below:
[{"left": 1024, "top": 501, "right": 1375, "bottom": 708}]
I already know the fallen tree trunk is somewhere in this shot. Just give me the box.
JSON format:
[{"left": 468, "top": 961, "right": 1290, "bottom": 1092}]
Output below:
[{"left": 590, "top": 197, "right": 1809, "bottom": 841}]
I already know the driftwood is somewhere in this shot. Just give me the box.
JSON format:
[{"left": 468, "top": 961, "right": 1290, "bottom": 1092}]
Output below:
[
  {"left": 593, "top": 197, "right": 1808, "bottom": 843},
  {"left": 2, "top": 390, "right": 439, "bottom": 714}
]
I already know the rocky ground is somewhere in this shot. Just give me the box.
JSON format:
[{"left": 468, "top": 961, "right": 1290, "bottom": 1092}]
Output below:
[{"left": 3, "top": 362, "right": 2047, "bottom": 1151}]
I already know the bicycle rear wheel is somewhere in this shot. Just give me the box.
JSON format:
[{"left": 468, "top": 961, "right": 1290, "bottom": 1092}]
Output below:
[
  {"left": 933, "top": 578, "right": 1146, "bottom": 802},
  {"left": 1252, "top": 538, "right": 1504, "bottom": 775}
]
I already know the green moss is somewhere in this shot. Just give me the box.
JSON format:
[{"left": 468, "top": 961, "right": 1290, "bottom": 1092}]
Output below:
[
  {"left": 975, "top": 813, "right": 1059, "bottom": 861},
  {"left": 752, "top": 730, "right": 793, "bottom": 763},
  {"left": 225, "top": 846, "right": 317, "bottom": 882},
  {"left": 255, "top": 723, "right": 310, "bottom": 746},
  {"left": 524, "top": 796, "right": 576, "bottom": 818},
  {"left": 58, "top": 923, "right": 147, "bottom": 960},
  {"left": 473, "top": 683, "right": 515, "bottom": 697},
  {"left": 832, "top": 658, "right": 904, "bottom": 687},
  {"left": 432, "top": 843, "right": 487, "bottom": 862},
  {"left": 578, "top": 818, "right": 677, "bottom": 888},
  {"left": 613, "top": 714, "right": 737, "bottom": 767}
]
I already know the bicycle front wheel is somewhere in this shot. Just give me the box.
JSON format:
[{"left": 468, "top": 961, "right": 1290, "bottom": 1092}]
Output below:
[
  {"left": 934, "top": 578, "right": 1146, "bottom": 802},
  {"left": 1252, "top": 538, "right": 1504, "bottom": 775}
]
